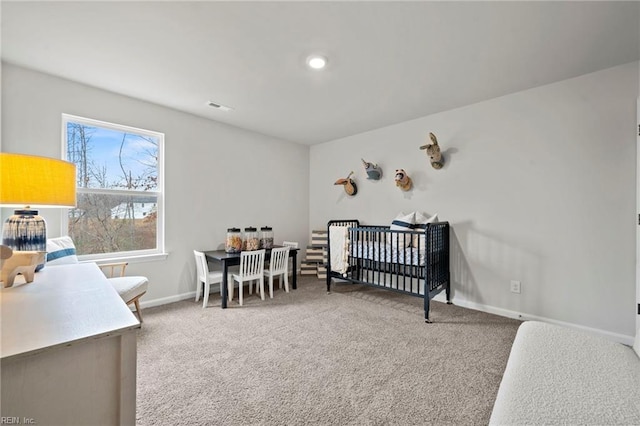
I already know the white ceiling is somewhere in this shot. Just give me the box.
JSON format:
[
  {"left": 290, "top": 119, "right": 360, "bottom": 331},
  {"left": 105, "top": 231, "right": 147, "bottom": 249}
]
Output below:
[{"left": 2, "top": 1, "right": 639, "bottom": 145}]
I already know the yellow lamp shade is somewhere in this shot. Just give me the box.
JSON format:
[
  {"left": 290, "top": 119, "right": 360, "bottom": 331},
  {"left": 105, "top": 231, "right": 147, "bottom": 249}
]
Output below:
[{"left": 0, "top": 153, "right": 76, "bottom": 208}]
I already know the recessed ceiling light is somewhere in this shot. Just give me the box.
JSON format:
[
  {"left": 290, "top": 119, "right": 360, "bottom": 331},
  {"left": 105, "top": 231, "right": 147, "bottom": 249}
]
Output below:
[
  {"left": 307, "top": 55, "right": 327, "bottom": 70},
  {"left": 207, "top": 101, "right": 233, "bottom": 112}
]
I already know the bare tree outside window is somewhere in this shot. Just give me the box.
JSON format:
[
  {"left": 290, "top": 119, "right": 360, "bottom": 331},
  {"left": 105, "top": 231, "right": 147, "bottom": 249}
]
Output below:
[{"left": 63, "top": 115, "right": 163, "bottom": 257}]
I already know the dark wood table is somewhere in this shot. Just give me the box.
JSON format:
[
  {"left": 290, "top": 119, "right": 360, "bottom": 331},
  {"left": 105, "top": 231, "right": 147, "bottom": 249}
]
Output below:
[{"left": 204, "top": 247, "right": 299, "bottom": 308}]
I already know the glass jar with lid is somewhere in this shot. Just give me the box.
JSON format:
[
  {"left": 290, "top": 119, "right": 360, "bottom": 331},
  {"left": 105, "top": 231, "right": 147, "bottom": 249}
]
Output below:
[
  {"left": 243, "top": 226, "right": 259, "bottom": 251},
  {"left": 259, "top": 226, "right": 274, "bottom": 249},
  {"left": 225, "top": 228, "right": 243, "bottom": 253}
]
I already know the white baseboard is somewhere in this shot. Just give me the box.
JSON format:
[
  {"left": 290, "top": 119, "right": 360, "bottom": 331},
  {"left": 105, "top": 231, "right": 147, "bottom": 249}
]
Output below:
[
  {"left": 433, "top": 293, "right": 635, "bottom": 346},
  {"left": 140, "top": 291, "right": 196, "bottom": 309}
]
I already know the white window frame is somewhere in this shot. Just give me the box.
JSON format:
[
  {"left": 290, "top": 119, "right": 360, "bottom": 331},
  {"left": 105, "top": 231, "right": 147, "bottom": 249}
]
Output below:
[{"left": 61, "top": 114, "right": 166, "bottom": 263}]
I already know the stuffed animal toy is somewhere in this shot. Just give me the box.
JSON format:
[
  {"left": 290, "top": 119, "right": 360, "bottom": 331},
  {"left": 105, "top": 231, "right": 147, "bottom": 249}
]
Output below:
[
  {"left": 361, "top": 158, "right": 382, "bottom": 180},
  {"left": 394, "top": 169, "right": 412, "bottom": 191},
  {"left": 334, "top": 171, "right": 358, "bottom": 196},
  {"left": 420, "top": 132, "right": 444, "bottom": 169}
]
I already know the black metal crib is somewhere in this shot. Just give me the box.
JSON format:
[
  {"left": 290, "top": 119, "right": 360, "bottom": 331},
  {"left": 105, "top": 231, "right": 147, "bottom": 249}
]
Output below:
[{"left": 326, "top": 219, "right": 451, "bottom": 322}]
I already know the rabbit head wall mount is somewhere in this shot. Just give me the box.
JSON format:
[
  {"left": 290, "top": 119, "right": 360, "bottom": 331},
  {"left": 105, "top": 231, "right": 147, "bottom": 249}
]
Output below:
[{"left": 420, "top": 132, "right": 444, "bottom": 170}]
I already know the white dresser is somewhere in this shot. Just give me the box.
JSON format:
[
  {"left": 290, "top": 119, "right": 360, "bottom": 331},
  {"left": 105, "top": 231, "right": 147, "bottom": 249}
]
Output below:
[{"left": 1, "top": 263, "right": 140, "bottom": 425}]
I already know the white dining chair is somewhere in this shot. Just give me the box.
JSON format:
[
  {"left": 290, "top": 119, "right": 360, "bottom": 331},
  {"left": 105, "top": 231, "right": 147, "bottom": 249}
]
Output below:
[
  {"left": 230, "top": 249, "right": 266, "bottom": 306},
  {"left": 282, "top": 241, "right": 298, "bottom": 289},
  {"left": 263, "top": 246, "right": 290, "bottom": 298},
  {"left": 194, "top": 250, "right": 225, "bottom": 308}
]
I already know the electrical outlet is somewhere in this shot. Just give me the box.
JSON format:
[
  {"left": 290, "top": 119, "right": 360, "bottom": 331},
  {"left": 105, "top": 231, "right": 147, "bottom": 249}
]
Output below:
[{"left": 510, "top": 280, "right": 521, "bottom": 294}]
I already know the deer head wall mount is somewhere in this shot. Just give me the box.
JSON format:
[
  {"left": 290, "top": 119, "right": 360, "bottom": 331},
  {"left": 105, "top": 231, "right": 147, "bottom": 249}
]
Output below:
[{"left": 420, "top": 132, "right": 444, "bottom": 170}]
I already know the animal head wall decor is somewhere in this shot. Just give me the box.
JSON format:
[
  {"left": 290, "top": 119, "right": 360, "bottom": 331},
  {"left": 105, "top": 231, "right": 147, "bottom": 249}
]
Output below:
[
  {"left": 394, "top": 169, "right": 412, "bottom": 191},
  {"left": 334, "top": 171, "right": 358, "bottom": 196},
  {"left": 361, "top": 158, "right": 382, "bottom": 180},
  {"left": 420, "top": 132, "right": 444, "bottom": 170}
]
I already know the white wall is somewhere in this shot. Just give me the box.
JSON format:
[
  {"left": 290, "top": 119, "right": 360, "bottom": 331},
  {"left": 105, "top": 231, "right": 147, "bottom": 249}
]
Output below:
[
  {"left": 310, "top": 62, "right": 639, "bottom": 341},
  {"left": 1, "top": 63, "right": 310, "bottom": 304}
]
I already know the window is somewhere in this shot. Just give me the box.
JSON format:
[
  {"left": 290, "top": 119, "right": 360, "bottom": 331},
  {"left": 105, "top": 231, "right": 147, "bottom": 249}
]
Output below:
[{"left": 62, "top": 114, "right": 164, "bottom": 261}]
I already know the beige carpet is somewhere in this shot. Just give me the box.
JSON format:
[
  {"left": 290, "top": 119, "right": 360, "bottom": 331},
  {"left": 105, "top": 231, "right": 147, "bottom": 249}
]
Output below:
[{"left": 136, "top": 276, "right": 521, "bottom": 425}]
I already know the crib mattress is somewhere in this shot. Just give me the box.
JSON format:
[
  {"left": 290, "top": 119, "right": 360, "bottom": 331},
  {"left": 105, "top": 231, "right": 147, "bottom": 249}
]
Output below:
[{"left": 352, "top": 241, "right": 426, "bottom": 266}]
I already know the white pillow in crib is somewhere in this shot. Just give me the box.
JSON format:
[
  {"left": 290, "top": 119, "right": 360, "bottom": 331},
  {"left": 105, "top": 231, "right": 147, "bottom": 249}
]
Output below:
[
  {"left": 412, "top": 212, "right": 439, "bottom": 251},
  {"left": 388, "top": 212, "right": 415, "bottom": 248}
]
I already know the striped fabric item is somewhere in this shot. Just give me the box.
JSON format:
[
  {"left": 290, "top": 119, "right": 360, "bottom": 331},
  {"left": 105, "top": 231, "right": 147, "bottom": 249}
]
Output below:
[
  {"left": 311, "top": 230, "right": 328, "bottom": 247},
  {"left": 388, "top": 212, "right": 415, "bottom": 248},
  {"left": 412, "top": 212, "right": 439, "bottom": 250},
  {"left": 46, "top": 236, "right": 79, "bottom": 265}
]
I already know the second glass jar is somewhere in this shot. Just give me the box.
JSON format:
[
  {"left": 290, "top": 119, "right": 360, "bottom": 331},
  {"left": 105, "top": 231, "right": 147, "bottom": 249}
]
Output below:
[{"left": 243, "top": 226, "right": 260, "bottom": 251}]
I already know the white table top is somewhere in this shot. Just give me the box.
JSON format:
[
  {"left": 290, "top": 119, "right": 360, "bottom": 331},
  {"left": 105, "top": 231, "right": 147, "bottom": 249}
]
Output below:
[{"left": 1, "top": 262, "right": 140, "bottom": 359}]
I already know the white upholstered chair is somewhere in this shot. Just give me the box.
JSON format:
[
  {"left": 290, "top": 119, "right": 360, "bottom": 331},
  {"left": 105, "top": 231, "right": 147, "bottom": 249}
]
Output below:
[
  {"left": 230, "top": 249, "right": 265, "bottom": 306},
  {"left": 193, "top": 250, "right": 225, "bottom": 308},
  {"left": 46, "top": 236, "right": 148, "bottom": 322},
  {"left": 98, "top": 262, "right": 149, "bottom": 322},
  {"left": 264, "top": 246, "right": 290, "bottom": 298}
]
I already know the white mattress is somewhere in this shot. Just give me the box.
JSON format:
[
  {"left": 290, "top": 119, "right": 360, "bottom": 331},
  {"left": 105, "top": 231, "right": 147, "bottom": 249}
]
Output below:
[{"left": 490, "top": 321, "right": 640, "bottom": 425}]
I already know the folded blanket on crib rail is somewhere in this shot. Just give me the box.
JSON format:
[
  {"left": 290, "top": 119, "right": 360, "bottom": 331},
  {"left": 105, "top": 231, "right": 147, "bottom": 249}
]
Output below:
[{"left": 329, "top": 225, "right": 349, "bottom": 275}]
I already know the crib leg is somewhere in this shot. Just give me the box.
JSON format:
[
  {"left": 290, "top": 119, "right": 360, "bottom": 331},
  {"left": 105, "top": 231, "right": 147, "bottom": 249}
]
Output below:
[
  {"left": 446, "top": 282, "right": 452, "bottom": 305},
  {"left": 424, "top": 296, "right": 432, "bottom": 323},
  {"left": 326, "top": 276, "right": 331, "bottom": 293}
]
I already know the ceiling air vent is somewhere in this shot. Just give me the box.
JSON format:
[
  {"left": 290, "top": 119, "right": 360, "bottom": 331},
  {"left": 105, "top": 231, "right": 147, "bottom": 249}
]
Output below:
[{"left": 207, "top": 101, "right": 233, "bottom": 112}]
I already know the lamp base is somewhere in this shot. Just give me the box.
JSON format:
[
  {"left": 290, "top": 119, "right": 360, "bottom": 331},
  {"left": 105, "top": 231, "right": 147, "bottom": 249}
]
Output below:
[{"left": 2, "top": 209, "right": 47, "bottom": 271}]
